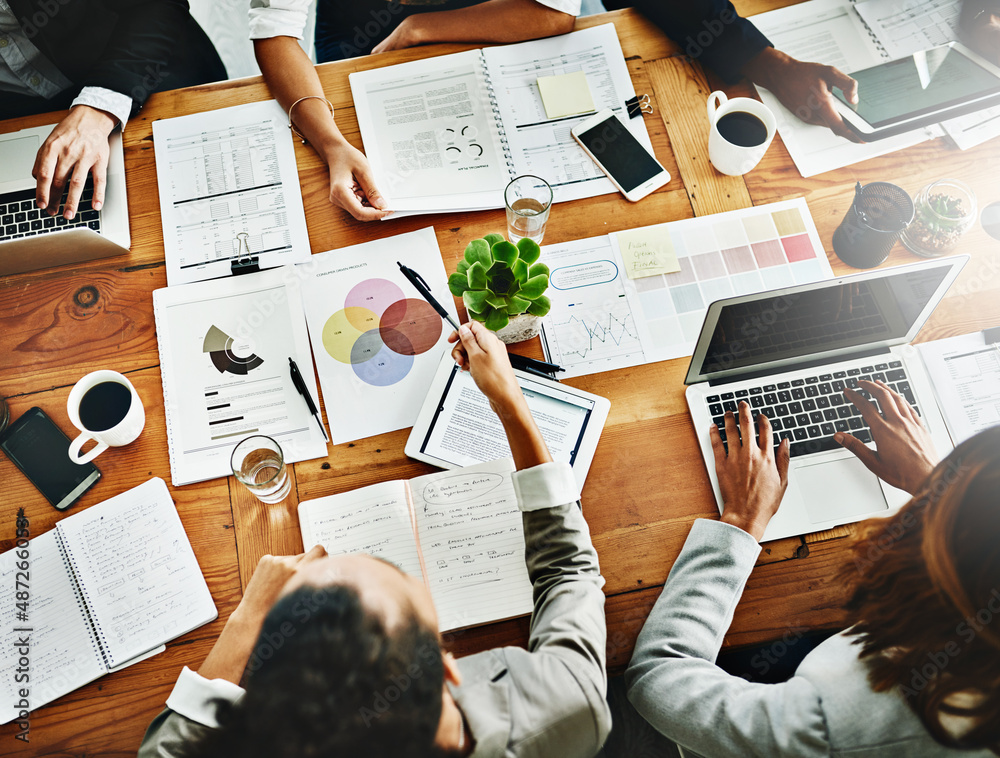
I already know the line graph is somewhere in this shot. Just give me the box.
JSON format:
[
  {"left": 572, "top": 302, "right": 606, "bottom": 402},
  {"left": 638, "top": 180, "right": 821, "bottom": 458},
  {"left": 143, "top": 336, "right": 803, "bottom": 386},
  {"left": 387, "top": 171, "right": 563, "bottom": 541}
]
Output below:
[{"left": 547, "top": 304, "right": 644, "bottom": 367}]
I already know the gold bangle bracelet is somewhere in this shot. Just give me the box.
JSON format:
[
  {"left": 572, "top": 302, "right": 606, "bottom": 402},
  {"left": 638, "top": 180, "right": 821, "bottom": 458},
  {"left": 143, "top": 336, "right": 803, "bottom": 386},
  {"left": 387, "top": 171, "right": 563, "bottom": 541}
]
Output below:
[{"left": 288, "top": 95, "right": 334, "bottom": 146}]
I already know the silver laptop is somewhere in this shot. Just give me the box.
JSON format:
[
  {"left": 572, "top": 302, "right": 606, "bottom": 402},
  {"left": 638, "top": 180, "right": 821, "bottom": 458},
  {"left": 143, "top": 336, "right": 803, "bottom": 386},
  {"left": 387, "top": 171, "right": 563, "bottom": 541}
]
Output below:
[
  {"left": 0, "top": 123, "right": 130, "bottom": 276},
  {"left": 685, "top": 257, "right": 967, "bottom": 542}
]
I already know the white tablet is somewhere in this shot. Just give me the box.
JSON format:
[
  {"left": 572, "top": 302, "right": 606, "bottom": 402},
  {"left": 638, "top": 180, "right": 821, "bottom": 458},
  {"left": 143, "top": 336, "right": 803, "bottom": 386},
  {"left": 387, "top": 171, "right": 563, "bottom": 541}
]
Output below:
[
  {"left": 405, "top": 354, "right": 611, "bottom": 487},
  {"left": 832, "top": 42, "right": 1000, "bottom": 140}
]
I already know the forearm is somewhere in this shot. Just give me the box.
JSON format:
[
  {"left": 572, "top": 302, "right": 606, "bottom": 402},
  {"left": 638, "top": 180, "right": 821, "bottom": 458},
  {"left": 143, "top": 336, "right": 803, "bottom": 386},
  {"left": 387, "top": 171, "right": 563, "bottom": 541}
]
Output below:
[
  {"left": 401, "top": 0, "right": 574, "bottom": 47},
  {"left": 253, "top": 37, "right": 349, "bottom": 161},
  {"left": 196, "top": 610, "right": 264, "bottom": 685},
  {"left": 494, "top": 396, "right": 552, "bottom": 471}
]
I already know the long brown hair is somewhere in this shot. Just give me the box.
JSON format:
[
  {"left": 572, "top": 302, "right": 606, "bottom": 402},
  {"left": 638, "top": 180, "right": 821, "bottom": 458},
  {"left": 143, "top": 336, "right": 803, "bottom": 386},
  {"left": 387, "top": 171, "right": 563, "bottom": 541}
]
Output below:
[{"left": 841, "top": 426, "right": 1000, "bottom": 752}]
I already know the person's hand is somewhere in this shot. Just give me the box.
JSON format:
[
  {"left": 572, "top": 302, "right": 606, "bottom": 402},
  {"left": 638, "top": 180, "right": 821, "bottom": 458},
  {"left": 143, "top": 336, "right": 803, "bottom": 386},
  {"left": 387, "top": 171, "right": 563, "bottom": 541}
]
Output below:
[
  {"left": 742, "top": 47, "right": 864, "bottom": 144},
  {"left": 372, "top": 18, "right": 421, "bottom": 54},
  {"left": 448, "top": 321, "right": 523, "bottom": 416},
  {"left": 836, "top": 379, "right": 938, "bottom": 494},
  {"left": 231, "top": 545, "right": 329, "bottom": 628},
  {"left": 32, "top": 105, "right": 116, "bottom": 218},
  {"left": 712, "top": 402, "right": 790, "bottom": 541},
  {"left": 961, "top": 1, "right": 1000, "bottom": 65},
  {"left": 324, "top": 141, "right": 391, "bottom": 221}
]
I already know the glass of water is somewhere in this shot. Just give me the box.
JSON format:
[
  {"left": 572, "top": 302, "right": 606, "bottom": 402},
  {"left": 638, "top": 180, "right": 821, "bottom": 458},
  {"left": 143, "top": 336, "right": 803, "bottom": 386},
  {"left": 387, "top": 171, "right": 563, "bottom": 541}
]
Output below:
[
  {"left": 230, "top": 435, "right": 291, "bottom": 504},
  {"left": 505, "top": 175, "right": 552, "bottom": 244}
]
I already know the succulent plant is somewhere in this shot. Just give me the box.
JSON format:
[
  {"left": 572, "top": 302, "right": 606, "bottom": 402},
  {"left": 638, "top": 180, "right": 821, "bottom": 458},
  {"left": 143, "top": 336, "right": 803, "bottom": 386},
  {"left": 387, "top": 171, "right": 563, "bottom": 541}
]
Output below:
[{"left": 447, "top": 233, "right": 551, "bottom": 332}]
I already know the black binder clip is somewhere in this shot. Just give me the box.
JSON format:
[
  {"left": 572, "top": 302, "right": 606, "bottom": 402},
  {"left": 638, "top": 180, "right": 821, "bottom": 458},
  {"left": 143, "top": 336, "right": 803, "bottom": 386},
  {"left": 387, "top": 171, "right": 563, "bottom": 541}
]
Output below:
[
  {"left": 626, "top": 93, "right": 652, "bottom": 119},
  {"left": 231, "top": 232, "right": 260, "bottom": 276}
]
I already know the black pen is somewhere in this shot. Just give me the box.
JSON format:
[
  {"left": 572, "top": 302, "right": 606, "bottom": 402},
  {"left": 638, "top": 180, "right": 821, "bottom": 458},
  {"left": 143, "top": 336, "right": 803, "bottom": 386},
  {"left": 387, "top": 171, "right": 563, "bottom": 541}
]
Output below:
[
  {"left": 288, "top": 357, "right": 329, "bottom": 443},
  {"left": 397, "top": 261, "right": 460, "bottom": 332},
  {"left": 508, "top": 353, "right": 565, "bottom": 374}
]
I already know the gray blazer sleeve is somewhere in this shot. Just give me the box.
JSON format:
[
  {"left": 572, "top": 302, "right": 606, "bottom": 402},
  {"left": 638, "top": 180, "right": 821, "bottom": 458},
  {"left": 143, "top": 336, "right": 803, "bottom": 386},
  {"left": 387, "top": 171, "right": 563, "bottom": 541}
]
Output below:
[
  {"left": 137, "top": 708, "right": 214, "bottom": 758},
  {"left": 625, "top": 519, "right": 831, "bottom": 758}
]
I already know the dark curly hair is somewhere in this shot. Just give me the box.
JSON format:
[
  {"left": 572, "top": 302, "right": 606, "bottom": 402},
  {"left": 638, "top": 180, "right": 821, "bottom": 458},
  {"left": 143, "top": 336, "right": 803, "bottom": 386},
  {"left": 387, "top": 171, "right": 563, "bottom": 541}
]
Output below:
[{"left": 182, "top": 583, "right": 459, "bottom": 758}]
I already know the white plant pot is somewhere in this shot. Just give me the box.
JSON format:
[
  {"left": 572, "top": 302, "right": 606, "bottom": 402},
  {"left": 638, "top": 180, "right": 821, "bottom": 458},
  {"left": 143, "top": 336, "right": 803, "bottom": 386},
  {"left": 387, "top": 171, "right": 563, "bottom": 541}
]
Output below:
[{"left": 494, "top": 313, "right": 542, "bottom": 344}]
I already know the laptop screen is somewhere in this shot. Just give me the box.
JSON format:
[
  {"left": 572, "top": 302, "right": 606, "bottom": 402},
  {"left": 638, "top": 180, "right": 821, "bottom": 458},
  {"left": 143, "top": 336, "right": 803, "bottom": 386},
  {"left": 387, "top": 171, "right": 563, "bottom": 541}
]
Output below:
[{"left": 689, "top": 262, "right": 959, "bottom": 382}]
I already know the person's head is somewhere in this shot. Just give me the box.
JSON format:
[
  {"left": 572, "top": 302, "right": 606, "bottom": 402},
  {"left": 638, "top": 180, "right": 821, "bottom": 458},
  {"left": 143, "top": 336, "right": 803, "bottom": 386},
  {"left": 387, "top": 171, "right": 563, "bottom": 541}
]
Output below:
[
  {"left": 184, "top": 554, "right": 465, "bottom": 758},
  {"left": 842, "top": 426, "right": 1000, "bottom": 751}
]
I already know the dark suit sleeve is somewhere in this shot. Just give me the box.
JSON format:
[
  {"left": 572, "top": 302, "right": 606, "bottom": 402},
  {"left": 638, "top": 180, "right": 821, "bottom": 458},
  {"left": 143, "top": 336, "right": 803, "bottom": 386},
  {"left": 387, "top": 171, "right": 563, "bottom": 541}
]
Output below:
[
  {"left": 80, "top": 0, "right": 197, "bottom": 116},
  {"left": 605, "top": 0, "right": 772, "bottom": 84}
]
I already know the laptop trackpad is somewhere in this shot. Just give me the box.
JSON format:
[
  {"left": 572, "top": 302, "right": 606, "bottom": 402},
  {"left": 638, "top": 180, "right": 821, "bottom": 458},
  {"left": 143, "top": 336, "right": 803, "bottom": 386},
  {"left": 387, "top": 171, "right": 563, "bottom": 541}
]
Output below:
[
  {"left": 0, "top": 135, "right": 39, "bottom": 182},
  {"left": 794, "top": 456, "right": 888, "bottom": 524}
]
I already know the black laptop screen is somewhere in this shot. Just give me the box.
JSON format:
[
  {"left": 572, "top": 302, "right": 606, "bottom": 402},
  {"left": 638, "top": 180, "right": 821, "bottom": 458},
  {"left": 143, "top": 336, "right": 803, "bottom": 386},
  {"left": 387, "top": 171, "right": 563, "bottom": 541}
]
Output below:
[{"left": 699, "top": 267, "right": 950, "bottom": 375}]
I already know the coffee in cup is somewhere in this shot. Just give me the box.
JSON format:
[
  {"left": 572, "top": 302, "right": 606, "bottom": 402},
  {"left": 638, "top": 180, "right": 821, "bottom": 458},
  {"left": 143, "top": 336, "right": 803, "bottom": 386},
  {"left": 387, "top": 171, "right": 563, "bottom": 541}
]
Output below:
[
  {"left": 67, "top": 370, "right": 145, "bottom": 464},
  {"left": 707, "top": 91, "right": 776, "bottom": 176}
]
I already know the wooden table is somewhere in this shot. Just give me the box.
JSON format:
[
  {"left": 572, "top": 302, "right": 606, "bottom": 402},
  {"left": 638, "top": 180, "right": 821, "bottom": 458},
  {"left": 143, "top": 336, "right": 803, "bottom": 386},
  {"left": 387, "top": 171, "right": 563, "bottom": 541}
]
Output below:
[{"left": 2, "top": 5, "right": 999, "bottom": 753}]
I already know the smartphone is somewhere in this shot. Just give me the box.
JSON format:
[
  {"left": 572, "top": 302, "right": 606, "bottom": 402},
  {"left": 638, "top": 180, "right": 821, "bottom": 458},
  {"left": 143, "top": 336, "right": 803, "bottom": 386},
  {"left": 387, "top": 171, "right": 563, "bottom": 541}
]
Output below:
[
  {"left": 571, "top": 109, "right": 670, "bottom": 202},
  {"left": 831, "top": 42, "right": 1000, "bottom": 140},
  {"left": 0, "top": 407, "right": 101, "bottom": 511}
]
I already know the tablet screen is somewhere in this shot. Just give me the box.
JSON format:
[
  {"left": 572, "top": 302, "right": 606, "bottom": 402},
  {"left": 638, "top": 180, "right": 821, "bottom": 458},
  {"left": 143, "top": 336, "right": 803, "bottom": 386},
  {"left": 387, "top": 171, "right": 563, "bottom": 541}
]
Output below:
[
  {"left": 835, "top": 45, "right": 1000, "bottom": 127},
  {"left": 416, "top": 365, "right": 595, "bottom": 468}
]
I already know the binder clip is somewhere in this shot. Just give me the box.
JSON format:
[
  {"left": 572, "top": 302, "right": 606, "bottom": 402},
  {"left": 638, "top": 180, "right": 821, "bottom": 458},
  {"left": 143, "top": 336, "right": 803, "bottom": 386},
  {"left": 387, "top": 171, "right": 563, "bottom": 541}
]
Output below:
[
  {"left": 231, "top": 232, "right": 260, "bottom": 276},
  {"left": 626, "top": 93, "right": 652, "bottom": 119}
]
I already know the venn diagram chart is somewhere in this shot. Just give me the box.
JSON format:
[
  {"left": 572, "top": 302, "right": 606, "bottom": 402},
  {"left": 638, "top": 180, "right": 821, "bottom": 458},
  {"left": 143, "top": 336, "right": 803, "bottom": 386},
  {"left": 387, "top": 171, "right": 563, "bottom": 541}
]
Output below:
[{"left": 321, "top": 278, "right": 443, "bottom": 386}]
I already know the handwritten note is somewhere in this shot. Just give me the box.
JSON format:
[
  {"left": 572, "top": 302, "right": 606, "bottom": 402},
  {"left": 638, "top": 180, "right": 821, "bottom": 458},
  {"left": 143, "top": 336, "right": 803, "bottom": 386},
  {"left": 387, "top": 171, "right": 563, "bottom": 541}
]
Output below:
[
  {"left": 537, "top": 71, "right": 596, "bottom": 119},
  {"left": 614, "top": 225, "right": 681, "bottom": 279}
]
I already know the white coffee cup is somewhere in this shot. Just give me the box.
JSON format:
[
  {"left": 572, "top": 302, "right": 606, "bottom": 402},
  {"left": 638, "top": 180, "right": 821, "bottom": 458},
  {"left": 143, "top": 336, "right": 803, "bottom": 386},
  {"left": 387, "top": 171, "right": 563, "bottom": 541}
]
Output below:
[
  {"left": 66, "top": 370, "right": 145, "bottom": 464},
  {"left": 707, "top": 91, "right": 776, "bottom": 176}
]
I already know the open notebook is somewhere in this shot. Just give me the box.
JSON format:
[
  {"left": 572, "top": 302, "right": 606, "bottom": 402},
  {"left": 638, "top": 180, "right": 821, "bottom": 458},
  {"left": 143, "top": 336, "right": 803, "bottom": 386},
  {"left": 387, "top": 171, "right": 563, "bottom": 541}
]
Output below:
[
  {"left": 0, "top": 478, "right": 217, "bottom": 724},
  {"left": 299, "top": 459, "right": 533, "bottom": 632}
]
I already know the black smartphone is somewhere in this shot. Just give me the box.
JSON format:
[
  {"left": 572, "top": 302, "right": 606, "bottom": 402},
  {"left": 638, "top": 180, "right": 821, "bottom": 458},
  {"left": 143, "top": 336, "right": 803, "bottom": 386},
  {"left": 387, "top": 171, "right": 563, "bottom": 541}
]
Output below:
[{"left": 0, "top": 407, "right": 101, "bottom": 511}]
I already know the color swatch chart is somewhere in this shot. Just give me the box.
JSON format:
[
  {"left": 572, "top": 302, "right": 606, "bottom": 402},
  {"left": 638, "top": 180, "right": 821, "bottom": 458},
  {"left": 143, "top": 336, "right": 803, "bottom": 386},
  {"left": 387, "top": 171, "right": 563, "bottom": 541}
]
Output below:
[{"left": 539, "top": 198, "right": 835, "bottom": 378}]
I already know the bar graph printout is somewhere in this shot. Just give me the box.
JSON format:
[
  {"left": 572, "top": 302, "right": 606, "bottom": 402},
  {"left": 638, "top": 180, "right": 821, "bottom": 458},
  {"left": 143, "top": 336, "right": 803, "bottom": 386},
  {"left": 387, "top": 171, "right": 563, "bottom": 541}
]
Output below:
[{"left": 540, "top": 199, "right": 835, "bottom": 378}]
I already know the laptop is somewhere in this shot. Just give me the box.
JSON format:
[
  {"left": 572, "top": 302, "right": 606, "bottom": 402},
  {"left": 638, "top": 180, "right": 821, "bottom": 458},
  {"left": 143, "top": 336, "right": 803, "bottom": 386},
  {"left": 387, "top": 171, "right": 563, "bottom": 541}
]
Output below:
[
  {"left": 685, "top": 257, "right": 967, "bottom": 542},
  {"left": 0, "top": 123, "right": 130, "bottom": 276}
]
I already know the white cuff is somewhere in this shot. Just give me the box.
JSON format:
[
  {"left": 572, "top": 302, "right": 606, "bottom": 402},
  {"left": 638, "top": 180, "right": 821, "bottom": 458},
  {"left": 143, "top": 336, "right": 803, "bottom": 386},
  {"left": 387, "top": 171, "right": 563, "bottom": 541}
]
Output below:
[
  {"left": 533, "top": 0, "right": 582, "bottom": 15},
  {"left": 72, "top": 87, "right": 132, "bottom": 129},
  {"left": 248, "top": 6, "right": 308, "bottom": 40},
  {"left": 512, "top": 462, "right": 579, "bottom": 511},
  {"left": 164, "top": 666, "right": 245, "bottom": 728}
]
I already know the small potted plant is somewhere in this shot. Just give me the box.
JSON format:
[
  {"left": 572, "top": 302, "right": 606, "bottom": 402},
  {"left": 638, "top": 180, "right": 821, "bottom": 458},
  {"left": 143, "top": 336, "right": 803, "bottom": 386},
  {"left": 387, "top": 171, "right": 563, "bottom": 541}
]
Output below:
[{"left": 448, "top": 233, "right": 550, "bottom": 344}]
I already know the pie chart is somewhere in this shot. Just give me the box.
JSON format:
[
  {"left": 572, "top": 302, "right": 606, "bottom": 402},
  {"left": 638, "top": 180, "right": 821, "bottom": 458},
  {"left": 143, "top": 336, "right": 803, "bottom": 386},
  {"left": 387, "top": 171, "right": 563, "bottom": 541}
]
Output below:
[
  {"left": 203, "top": 325, "right": 264, "bottom": 375},
  {"left": 321, "top": 279, "right": 443, "bottom": 387}
]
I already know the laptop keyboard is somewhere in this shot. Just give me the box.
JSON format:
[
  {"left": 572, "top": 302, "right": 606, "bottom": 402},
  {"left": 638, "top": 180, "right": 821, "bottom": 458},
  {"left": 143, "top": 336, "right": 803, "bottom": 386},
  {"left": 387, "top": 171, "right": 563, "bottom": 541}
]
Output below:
[
  {"left": 705, "top": 360, "right": 920, "bottom": 458},
  {"left": 0, "top": 181, "right": 101, "bottom": 241}
]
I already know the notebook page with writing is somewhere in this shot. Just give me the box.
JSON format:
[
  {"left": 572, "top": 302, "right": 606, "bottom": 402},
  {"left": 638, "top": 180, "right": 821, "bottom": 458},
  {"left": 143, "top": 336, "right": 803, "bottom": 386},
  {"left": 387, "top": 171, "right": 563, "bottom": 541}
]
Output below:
[
  {"left": 299, "top": 480, "right": 425, "bottom": 582},
  {"left": 0, "top": 532, "right": 104, "bottom": 724},
  {"left": 411, "top": 459, "right": 533, "bottom": 632},
  {"left": 55, "top": 478, "right": 217, "bottom": 669}
]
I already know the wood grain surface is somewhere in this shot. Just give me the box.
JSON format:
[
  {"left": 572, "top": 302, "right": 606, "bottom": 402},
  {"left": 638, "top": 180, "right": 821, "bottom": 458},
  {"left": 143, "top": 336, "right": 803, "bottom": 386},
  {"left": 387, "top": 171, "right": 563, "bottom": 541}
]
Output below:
[{"left": 1, "top": 5, "right": 998, "bottom": 754}]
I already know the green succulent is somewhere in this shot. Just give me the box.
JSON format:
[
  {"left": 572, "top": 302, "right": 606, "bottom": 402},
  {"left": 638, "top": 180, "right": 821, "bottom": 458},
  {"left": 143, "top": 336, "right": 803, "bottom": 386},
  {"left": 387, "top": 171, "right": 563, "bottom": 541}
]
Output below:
[{"left": 447, "top": 233, "right": 551, "bottom": 332}]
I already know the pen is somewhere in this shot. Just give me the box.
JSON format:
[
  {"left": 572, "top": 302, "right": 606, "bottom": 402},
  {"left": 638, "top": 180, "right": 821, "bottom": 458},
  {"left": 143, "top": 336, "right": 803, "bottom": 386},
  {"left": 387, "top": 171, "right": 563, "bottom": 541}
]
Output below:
[
  {"left": 508, "top": 353, "right": 564, "bottom": 373},
  {"left": 288, "top": 357, "right": 329, "bottom": 443},
  {"left": 397, "top": 261, "right": 461, "bottom": 332}
]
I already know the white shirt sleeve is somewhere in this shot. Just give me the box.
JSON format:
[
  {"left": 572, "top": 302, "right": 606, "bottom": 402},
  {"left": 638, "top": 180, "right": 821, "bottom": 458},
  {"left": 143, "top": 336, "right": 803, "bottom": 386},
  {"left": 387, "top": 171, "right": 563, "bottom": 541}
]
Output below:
[
  {"left": 532, "top": 0, "right": 581, "bottom": 15},
  {"left": 71, "top": 86, "right": 133, "bottom": 129},
  {"left": 512, "top": 461, "right": 579, "bottom": 511},
  {"left": 164, "top": 666, "right": 246, "bottom": 729},
  {"left": 248, "top": 0, "right": 311, "bottom": 40}
]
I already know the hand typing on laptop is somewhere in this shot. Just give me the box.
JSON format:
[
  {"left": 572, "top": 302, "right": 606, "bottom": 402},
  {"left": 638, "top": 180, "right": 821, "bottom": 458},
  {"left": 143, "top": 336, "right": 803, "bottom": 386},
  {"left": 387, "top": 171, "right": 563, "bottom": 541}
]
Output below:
[
  {"left": 32, "top": 105, "right": 115, "bottom": 220},
  {"left": 835, "top": 379, "right": 939, "bottom": 495}
]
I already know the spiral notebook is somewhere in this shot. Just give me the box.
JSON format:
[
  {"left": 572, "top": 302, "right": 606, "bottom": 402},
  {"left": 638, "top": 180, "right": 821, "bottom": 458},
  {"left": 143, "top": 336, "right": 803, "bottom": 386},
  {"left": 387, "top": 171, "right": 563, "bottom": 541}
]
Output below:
[
  {"left": 298, "top": 458, "right": 533, "bottom": 632},
  {"left": 0, "top": 478, "right": 216, "bottom": 724},
  {"left": 349, "top": 24, "right": 653, "bottom": 216}
]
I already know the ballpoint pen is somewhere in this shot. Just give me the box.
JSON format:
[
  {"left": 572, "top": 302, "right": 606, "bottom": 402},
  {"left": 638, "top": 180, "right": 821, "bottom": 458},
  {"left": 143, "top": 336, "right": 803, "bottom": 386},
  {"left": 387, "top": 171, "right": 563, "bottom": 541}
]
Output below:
[
  {"left": 397, "top": 261, "right": 565, "bottom": 378},
  {"left": 397, "top": 261, "right": 461, "bottom": 332},
  {"left": 288, "top": 357, "right": 329, "bottom": 443}
]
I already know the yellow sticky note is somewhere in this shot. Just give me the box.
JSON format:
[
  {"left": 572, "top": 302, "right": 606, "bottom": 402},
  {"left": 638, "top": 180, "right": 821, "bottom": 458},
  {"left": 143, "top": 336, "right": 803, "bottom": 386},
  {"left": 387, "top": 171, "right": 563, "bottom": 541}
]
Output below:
[
  {"left": 615, "top": 225, "right": 681, "bottom": 279},
  {"left": 537, "top": 71, "right": 596, "bottom": 119}
]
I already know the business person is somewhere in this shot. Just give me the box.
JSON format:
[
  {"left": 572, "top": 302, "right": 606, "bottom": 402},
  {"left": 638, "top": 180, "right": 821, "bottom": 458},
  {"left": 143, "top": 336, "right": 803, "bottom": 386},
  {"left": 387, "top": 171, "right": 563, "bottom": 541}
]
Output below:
[
  {"left": 138, "top": 320, "right": 611, "bottom": 758},
  {"left": 249, "top": 0, "right": 579, "bottom": 222},
  {"left": 0, "top": 0, "right": 226, "bottom": 220},
  {"left": 625, "top": 381, "right": 1000, "bottom": 756}
]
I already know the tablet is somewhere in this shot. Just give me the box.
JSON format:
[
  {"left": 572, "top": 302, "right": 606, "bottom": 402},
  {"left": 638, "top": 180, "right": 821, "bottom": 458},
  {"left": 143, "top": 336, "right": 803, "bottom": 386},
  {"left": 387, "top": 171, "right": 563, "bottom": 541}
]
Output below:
[
  {"left": 405, "top": 354, "right": 611, "bottom": 487},
  {"left": 832, "top": 42, "right": 1000, "bottom": 140}
]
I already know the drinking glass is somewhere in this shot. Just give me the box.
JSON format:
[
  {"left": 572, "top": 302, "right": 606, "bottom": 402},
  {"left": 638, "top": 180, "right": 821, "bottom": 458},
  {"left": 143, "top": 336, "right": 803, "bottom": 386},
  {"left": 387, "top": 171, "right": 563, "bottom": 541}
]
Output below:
[
  {"left": 230, "top": 435, "right": 291, "bottom": 504},
  {"left": 505, "top": 175, "right": 552, "bottom": 244}
]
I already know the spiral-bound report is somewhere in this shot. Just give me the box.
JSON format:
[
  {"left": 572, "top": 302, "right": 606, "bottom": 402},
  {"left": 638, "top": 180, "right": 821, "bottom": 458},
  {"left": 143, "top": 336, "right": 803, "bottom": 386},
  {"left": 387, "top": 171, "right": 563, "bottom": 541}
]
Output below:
[
  {"left": 350, "top": 24, "right": 654, "bottom": 216},
  {"left": 0, "top": 478, "right": 216, "bottom": 724}
]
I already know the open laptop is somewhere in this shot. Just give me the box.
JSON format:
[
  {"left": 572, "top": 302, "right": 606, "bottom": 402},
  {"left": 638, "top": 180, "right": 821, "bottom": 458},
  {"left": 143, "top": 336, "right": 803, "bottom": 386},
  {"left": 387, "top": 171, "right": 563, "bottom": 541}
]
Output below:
[
  {"left": 0, "top": 123, "right": 130, "bottom": 276},
  {"left": 685, "top": 257, "right": 967, "bottom": 542}
]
